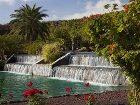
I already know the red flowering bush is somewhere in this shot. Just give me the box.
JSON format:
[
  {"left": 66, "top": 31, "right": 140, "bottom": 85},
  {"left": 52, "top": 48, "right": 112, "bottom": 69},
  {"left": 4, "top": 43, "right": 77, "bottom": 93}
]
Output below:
[
  {"left": 85, "top": 82, "right": 90, "bottom": 87},
  {"left": 84, "top": 94, "right": 95, "bottom": 105},
  {"left": 65, "top": 87, "right": 72, "bottom": 96},
  {"left": 27, "top": 81, "right": 33, "bottom": 87},
  {"left": 65, "top": 87, "right": 71, "bottom": 93},
  {"left": 23, "top": 88, "right": 43, "bottom": 98},
  {"left": 84, "top": 82, "right": 95, "bottom": 105},
  {"left": 23, "top": 81, "right": 47, "bottom": 105}
]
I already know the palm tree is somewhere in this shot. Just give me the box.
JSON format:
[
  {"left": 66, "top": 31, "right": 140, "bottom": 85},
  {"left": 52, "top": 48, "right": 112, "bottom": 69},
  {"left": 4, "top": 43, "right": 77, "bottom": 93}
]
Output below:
[
  {"left": 10, "top": 4, "right": 49, "bottom": 43},
  {"left": 112, "top": 4, "right": 118, "bottom": 11},
  {"left": 104, "top": 4, "right": 111, "bottom": 12}
]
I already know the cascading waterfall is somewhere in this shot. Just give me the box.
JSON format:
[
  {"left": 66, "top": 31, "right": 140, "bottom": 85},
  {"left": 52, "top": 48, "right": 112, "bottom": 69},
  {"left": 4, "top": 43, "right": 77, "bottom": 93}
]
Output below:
[
  {"left": 53, "top": 53, "right": 128, "bottom": 85},
  {"left": 4, "top": 63, "right": 32, "bottom": 74},
  {"left": 53, "top": 66, "right": 127, "bottom": 85},
  {"left": 4, "top": 55, "right": 51, "bottom": 76},
  {"left": 69, "top": 55, "right": 114, "bottom": 67},
  {"left": 32, "top": 64, "right": 52, "bottom": 76},
  {"left": 16, "top": 55, "right": 42, "bottom": 64},
  {"left": 4, "top": 53, "right": 128, "bottom": 85}
]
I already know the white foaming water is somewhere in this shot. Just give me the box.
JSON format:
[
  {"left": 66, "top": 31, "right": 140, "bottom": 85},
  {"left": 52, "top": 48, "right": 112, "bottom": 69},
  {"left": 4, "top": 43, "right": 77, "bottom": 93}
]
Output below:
[
  {"left": 4, "top": 64, "right": 52, "bottom": 76},
  {"left": 16, "top": 55, "right": 42, "bottom": 64},
  {"left": 69, "top": 55, "right": 115, "bottom": 67},
  {"left": 53, "top": 65, "right": 128, "bottom": 86},
  {"left": 49, "top": 77, "right": 119, "bottom": 86},
  {"left": 50, "top": 54, "right": 127, "bottom": 85},
  {"left": 4, "top": 55, "right": 52, "bottom": 76}
]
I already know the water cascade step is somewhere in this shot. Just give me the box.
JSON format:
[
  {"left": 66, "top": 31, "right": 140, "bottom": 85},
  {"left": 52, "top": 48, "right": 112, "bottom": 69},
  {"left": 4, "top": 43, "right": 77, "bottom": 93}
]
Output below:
[
  {"left": 16, "top": 55, "right": 42, "bottom": 64},
  {"left": 4, "top": 55, "right": 51, "bottom": 76},
  {"left": 69, "top": 54, "right": 114, "bottom": 67},
  {"left": 53, "top": 66, "right": 127, "bottom": 85},
  {"left": 53, "top": 53, "right": 128, "bottom": 85}
]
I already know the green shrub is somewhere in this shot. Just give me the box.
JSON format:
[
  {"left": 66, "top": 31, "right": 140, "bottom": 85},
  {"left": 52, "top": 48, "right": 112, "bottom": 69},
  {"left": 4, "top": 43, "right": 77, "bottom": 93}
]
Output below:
[
  {"left": 24, "top": 40, "right": 45, "bottom": 54},
  {"left": 41, "top": 42, "right": 63, "bottom": 63},
  {"left": 87, "top": 2, "right": 140, "bottom": 104},
  {"left": 0, "top": 34, "right": 23, "bottom": 57},
  {"left": 128, "top": 88, "right": 140, "bottom": 105}
]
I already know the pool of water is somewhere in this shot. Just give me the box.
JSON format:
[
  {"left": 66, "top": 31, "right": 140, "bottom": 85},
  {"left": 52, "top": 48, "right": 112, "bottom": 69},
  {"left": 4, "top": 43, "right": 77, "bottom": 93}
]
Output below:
[{"left": 0, "top": 71, "right": 129, "bottom": 101}]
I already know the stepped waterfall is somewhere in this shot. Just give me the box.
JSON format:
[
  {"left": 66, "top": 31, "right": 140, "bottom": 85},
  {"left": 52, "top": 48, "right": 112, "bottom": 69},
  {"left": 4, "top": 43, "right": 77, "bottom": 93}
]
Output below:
[
  {"left": 4, "top": 53, "right": 128, "bottom": 85},
  {"left": 4, "top": 55, "right": 51, "bottom": 76},
  {"left": 15, "top": 55, "right": 42, "bottom": 64},
  {"left": 53, "top": 53, "right": 128, "bottom": 85},
  {"left": 69, "top": 55, "right": 114, "bottom": 67}
]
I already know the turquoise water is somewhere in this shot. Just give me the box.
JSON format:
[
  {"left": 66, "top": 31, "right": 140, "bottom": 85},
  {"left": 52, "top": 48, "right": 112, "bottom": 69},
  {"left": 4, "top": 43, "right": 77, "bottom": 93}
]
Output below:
[{"left": 0, "top": 71, "right": 129, "bottom": 101}]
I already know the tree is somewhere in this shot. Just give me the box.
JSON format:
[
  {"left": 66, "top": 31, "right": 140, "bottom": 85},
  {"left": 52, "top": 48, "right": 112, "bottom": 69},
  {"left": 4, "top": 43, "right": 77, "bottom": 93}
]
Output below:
[
  {"left": 10, "top": 4, "right": 49, "bottom": 43},
  {"left": 47, "top": 21, "right": 71, "bottom": 50},
  {"left": 87, "top": 1, "right": 140, "bottom": 104},
  {"left": 68, "top": 20, "right": 83, "bottom": 50},
  {"left": 104, "top": 4, "right": 111, "bottom": 12},
  {"left": 0, "top": 34, "right": 23, "bottom": 60}
]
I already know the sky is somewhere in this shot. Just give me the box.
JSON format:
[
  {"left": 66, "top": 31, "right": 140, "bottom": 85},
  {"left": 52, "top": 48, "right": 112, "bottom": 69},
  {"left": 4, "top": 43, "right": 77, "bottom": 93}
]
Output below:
[{"left": 0, "top": 0, "right": 128, "bottom": 24}]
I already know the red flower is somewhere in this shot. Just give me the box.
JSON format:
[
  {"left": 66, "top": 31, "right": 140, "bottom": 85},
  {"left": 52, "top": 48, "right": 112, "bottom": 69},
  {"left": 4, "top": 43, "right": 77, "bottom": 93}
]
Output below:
[
  {"left": 65, "top": 87, "right": 71, "bottom": 92},
  {"left": 23, "top": 87, "right": 44, "bottom": 98},
  {"left": 84, "top": 95, "right": 89, "bottom": 101},
  {"left": 44, "top": 90, "right": 48, "bottom": 94},
  {"left": 85, "top": 82, "right": 90, "bottom": 87},
  {"left": 23, "top": 93, "right": 28, "bottom": 98},
  {"left": 32, "top": 88, "right": 40, "bottom": 93},
  {"left": 24, "top": 89, "right": 34, "bottom": 97},
  {"left": 27, "top": 81, "right": 33, "bottom": 87},
  {"left": 90, "top": 94, "right": 95, "bottom": 101},
  {"left": 28, "top": 91, "right": 34, "bottom": 96}
]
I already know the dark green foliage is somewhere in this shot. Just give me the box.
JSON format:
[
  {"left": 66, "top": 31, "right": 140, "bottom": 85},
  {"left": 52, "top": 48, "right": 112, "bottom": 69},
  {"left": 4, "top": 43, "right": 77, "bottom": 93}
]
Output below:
[
  {"left": 0, "top": 24, "right": 10, "bottom": 35},
  {"left": 10, "top": 4, "right": 49, "bottom": 43},
  {"left": 128, "top": 88, "right": 140, "bottom": 105},
  {"left": 0, "top": 34, "right": 23, "bottom": 59},
  {"left": 47, "top": 19, "right": 93, "bottom": 50},
  {"left": 0, "top": 60, "right": 5, "bottom": 70},
  {"left": 24, "top": 40, "right": 45, "bottom": 54},
  {"left": 87, "top": 2, "right": 140, "bottom": 104}
]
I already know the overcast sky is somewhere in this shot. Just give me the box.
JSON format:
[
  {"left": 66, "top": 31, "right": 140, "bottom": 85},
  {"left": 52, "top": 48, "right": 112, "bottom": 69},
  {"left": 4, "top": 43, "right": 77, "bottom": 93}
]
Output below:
[{"left": 0, "top": 0, "right": 128, "bottom": 24}]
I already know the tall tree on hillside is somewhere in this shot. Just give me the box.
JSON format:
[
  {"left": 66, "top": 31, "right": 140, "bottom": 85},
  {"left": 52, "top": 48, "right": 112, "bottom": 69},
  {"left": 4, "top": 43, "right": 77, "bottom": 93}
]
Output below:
[{"left": 10, "top": 4, "right": 49, "bottom": 43}]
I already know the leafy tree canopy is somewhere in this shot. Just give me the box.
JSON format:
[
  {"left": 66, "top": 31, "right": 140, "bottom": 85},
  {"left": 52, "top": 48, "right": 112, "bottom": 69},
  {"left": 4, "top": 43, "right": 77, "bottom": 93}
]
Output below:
[{"left": 10, "top": 4, "right": 49, "bottom": 43}]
